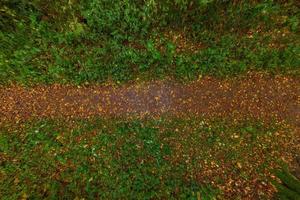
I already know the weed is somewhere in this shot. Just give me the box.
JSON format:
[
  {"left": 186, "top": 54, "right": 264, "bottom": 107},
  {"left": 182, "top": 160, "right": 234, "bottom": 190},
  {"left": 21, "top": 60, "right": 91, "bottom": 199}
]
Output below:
[
  {"left": 0, "top": 117, "right": 296, "bottom": 199},
  {"left": 272, "top": 167, "right": 300, "bottom": 200},
  {"left": 0, "top": 1, "right": 299, "bottom": 84}
]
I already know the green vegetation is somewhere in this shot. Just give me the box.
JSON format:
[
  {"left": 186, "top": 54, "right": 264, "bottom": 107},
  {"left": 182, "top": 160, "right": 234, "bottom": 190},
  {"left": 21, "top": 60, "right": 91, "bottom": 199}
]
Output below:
[
  {"left": 0, "top": 117, "right": 294, "bottom": 199},
  {"left": 1, "top": 1, "right": 299, "bottom": 198},
  {"left": 1, "top": 0, "right": 299, "bottom": 84},
  {"left": 273, "top": 167, "right": 300, "bottom": 200}
]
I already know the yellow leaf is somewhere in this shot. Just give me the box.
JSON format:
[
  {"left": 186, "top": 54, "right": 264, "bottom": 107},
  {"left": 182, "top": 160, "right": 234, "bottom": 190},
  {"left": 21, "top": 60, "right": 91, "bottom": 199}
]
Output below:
[
  {"left": 21, "top": 192, "right": 28, "bottom": 200},
  {"left": 237, "top": 162, "right": 242, "bottom": 169},
  {"left": 197, "top": 191, "right": 201, "bottom": 200}
]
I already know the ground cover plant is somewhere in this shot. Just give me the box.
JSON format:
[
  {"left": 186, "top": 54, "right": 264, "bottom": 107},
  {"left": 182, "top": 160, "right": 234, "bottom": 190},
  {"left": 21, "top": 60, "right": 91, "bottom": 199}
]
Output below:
[
  {"left": 272, "top": 167, "right": 300, "bottom": 200},
  {"left": 0, "top": 117, "right": 298, "bottom": 199},
  {"left": 0, "top": 1, "right": 299, "bottom": 199},
  {"left": 0, "top": 0, "right": 299, "bottom": 84}
]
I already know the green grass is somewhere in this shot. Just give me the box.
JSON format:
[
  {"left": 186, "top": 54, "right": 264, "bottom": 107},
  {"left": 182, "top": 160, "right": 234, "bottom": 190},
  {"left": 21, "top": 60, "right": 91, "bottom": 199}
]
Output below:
[
  {"left": 0, "top": 0, "right": 299, "bottom": 85},
  {"left": 0, "top": 117, "right": 295, "bottom": 199}
]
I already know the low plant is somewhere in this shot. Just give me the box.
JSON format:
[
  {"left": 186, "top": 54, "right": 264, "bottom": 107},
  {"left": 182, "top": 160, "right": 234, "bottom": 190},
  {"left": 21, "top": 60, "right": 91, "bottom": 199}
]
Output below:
[{"left": 273, "top": 167, "right": 300, "bottom": 200}]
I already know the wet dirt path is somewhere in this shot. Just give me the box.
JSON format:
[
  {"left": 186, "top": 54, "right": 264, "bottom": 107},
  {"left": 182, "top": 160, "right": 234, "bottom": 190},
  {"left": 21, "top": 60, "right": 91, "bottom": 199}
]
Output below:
[{"left": 0, "top": 73, "right": 299, "bottom": 125}]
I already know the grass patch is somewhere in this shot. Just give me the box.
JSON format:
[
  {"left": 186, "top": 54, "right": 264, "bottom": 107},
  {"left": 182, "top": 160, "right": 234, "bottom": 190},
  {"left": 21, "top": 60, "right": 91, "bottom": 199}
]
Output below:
[
  {"left": 0, "top": 1, "right": 299, "bottom": 85},
  {"left": 0, "top": 117, "right": 297, "bottom": 199}
]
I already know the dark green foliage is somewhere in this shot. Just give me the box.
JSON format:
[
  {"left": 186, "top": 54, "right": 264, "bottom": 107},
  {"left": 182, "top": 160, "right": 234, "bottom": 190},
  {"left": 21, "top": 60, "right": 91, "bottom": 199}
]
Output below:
[
  {"left": 0, "top": 0, "right": 299, "bottom": 84},
  {"left": 273, "top": 168, "right": 300, "bottom": 200},
  {"left": 83, "top": 0, "right": 149, "bottom": 39}
]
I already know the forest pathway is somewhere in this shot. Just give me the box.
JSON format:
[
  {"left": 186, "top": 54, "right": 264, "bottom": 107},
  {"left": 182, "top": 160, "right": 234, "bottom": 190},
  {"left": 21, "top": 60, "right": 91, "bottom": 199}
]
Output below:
[{"left": 0, "top": 73, "right": 299, "bottom": 126}]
